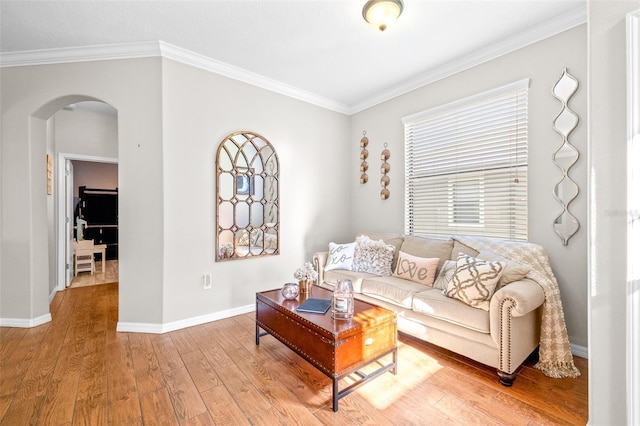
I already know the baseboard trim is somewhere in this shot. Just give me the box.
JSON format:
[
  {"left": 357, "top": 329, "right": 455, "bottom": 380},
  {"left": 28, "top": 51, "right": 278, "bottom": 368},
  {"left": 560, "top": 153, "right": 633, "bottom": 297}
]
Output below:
[
  {"left": 571, "top": 343, "right": 588, "bottom": 359},
  {"left": 0, "top": 313, "right": 52, "bottom": 328},
  {"left": 116, "top": 303, "right": 255, "bottom": 334},
  {"left": 49, "top": 287, "right": 58, "bottom": 303}
]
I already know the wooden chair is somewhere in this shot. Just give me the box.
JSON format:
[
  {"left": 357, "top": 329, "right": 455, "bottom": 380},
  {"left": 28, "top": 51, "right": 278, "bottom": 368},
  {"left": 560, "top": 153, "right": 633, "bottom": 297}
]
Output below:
[{"left": 74, "top": 240, "right": 95, "bottom": 276}]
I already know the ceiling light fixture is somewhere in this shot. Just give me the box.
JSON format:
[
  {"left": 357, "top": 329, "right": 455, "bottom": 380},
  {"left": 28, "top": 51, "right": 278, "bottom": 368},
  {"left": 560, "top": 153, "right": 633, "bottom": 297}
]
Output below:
[{"left": 362, "top": 0, "right": 404, "bottom": 32}]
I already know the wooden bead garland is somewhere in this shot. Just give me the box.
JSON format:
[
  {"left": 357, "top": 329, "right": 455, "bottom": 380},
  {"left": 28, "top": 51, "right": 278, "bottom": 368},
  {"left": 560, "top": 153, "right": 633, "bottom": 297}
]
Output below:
[
  {"left": 360, "top": 131, "right": 369, "bottom": 184},
  {"left": 381, "top": 143, "right": 390, "bottom": 200}
]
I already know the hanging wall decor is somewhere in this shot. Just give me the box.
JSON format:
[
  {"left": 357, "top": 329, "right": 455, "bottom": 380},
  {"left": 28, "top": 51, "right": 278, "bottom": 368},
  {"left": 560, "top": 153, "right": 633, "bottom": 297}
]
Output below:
[
  {"left": 360, "top": 131, "right": 369, "bottom": 184},
  {"left": 551, "top": 68, "right": 580, "bottom": 246},
  {"left": 380, "top": 143, "right": 390, "bottom": 200}
]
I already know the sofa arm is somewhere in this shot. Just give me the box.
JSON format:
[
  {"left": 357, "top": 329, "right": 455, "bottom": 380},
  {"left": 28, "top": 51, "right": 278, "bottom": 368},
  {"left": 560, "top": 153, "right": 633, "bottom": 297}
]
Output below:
[
  {"left": 490, "top": 278, "right": 545, "bottom": 375},
  {"left": 313, "top": 251, "right": 329, "bottom": 284},
  {"left": 490, "top": 278, "right": 545, "bottom": 317}
]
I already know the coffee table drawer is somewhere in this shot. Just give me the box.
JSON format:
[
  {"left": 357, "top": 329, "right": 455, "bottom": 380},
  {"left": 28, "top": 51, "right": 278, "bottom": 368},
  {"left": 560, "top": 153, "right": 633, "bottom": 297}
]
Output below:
[{"left": 334, "top": 320, "right": 397, "bottom": 376}]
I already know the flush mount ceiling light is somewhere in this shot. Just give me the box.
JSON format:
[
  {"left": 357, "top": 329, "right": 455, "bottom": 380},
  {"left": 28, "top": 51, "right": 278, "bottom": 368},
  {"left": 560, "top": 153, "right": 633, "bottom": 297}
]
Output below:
[{"left": 362, "top": 0, "right": 404, "bottom": 32}]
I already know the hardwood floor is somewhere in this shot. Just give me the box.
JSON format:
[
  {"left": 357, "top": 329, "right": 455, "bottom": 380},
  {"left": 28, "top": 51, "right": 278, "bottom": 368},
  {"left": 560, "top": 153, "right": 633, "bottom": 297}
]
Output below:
[
  {"left": 69, "top": 260, "right": 119, "bottom": 288},
  {"left": 0, "top": 284, "right": 588, "bottom": 425}
]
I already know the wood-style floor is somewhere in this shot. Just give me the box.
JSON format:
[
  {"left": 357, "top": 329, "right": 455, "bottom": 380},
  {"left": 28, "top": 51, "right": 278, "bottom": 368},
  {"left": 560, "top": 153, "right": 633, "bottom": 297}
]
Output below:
[
  {"left": 0, "top": 284, "right": 588, "bottom": 425},
  {"left": 69, "top": 260, "right": 119, "bottom": 288}
]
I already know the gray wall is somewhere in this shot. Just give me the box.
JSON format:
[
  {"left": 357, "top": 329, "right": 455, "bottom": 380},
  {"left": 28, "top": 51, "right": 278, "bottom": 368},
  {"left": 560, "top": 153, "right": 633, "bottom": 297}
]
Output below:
[
  {"left": 160, "top": 58, "right": 350, "bottom": 323},
  {"left": 348, "top": 25, "right": 588, "bottom": 350},
  {"left": 0, "top": 55, "right": 350, "bottom": 328},
  {"left": 589, "top": 1, "right": 640, "bottom": 424},
  {"left": 1, "top": 58, "right": 164, "bottom": 324},
  {"left": 54, "top": 107, "right": 118, "bottom": 159}
]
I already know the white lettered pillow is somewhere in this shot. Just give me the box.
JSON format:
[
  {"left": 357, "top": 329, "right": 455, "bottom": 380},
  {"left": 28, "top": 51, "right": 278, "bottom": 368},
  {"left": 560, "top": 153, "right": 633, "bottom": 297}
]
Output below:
[{"left": 325, "top": 242, "right": 356, "bottom": 271}]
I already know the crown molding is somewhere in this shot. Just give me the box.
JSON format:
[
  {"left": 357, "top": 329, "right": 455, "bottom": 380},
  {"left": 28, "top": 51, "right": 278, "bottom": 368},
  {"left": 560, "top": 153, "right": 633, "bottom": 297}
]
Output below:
[
  {"left": 0, "top": 4, "right": 585, "bottom": 116},
  {"left": 0, "top": 41, "right": 161, "bottom": 67},
  {"left": 348, "top": 5, "right": 587, "bottom": 114},
  {"left": 157, "top": 42, "right": 349, "bottom": 114},
  {"left": 0, "top": 40, "right": 350, "bottom": 114}
]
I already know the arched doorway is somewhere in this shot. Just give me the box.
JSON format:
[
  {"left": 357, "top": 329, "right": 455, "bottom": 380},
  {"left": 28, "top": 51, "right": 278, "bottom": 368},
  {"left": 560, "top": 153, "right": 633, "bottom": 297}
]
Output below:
[
  {"left": 32, "top": 95, "right": 119, "bottom": 296},
  {"left": 52, "top": 102, "right": 119, "bottom": 290}
]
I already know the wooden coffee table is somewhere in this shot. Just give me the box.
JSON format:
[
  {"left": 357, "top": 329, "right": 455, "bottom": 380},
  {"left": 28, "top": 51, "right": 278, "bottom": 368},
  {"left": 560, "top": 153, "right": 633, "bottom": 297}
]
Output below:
[{"left": 256, "top": 286, "right": 397, "bottom": 411}]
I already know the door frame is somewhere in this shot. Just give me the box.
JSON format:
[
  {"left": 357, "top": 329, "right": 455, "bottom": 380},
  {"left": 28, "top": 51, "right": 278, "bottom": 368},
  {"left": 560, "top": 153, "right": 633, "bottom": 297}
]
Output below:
[
  {"left": 627, "top": 9, "right": 640, "bottom": 425},
  {"left": 56, "top": 153, "right": 118, "bottom": 291}
]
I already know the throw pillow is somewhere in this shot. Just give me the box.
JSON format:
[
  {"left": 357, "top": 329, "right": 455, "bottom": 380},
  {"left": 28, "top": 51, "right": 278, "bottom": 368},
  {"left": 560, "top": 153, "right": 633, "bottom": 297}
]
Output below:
[
  {"left": 393, "top": 251, "right": 439, "bottom": 286},
  {"left": 236, "top": 230, "right": 249, "bottom": 246},
  {"left": 477, "top": 249, "right": 530, "bottom": 288},
  {"left": 433, "top": 259, "right": 457, "bottom": 290},
  {"left": 352, "top": 235, "right": 395, "bottom": 276},
  {"left": 444, "top": 253, "right": 506, "bottom": 310},
  {"left": 325, "top": 242, "right": 356, "bottom": 271}
]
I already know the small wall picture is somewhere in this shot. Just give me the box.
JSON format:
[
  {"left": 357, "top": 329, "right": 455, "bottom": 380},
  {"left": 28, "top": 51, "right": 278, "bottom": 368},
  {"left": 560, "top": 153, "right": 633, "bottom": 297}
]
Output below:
[
  {"left": 236, "top": 168, "right": 254, "bottom": 195},
  {"left": 46, "top": 154, "right": 53, "bottom": 195}
]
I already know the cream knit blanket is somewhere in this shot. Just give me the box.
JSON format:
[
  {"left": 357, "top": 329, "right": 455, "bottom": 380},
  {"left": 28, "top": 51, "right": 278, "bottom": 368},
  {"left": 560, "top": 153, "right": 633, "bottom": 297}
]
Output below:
[{"left": 454, "top": 236, "right": 580, "bottom": 379}]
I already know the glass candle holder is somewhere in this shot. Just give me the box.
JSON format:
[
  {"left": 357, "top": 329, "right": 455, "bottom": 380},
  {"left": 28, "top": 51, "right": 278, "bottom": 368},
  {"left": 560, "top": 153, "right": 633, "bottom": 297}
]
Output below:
[
  {"left": 281, "top": 282, "right": 300, "bottom": 300},
  {"left": 332, "top": 279, "right": 354, "bottom": 320}
]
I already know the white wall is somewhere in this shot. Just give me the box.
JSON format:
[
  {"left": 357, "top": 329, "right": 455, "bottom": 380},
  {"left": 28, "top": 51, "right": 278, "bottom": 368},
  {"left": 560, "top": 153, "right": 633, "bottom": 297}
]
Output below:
[
  {"left": 0, "top": 55, "right": 351, "bottom": 329},
  {"left": 55, "top": 107, "right": 118, "bottom": 158},
  {"left": 160, "top": 58, "right": 350, "bottom": 324},
  {"left": 0, "top": 58, "right": 164, "bottom": 325},
  {"left": 589, "top": 1, "right": 640, "bottom": 424},
  {"left": 349, "top": 25, "right": 588, "bottom": 350}
]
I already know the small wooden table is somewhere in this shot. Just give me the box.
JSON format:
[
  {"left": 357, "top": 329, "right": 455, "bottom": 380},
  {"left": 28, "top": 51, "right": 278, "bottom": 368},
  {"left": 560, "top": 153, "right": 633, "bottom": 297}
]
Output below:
[{"left": 256, "top": 286, "right": 397, "bottom": 411}]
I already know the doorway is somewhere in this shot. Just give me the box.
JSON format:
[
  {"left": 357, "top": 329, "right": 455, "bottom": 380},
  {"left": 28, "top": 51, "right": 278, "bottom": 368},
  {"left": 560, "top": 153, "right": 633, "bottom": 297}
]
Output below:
[
  {"left": 59, "top": 158, "right": 119, "bottom": 288},
  {"left": 53, "top": 100, "right": 119, "bottom": 291},
  {"left": 627, "top": 9, "right": 640, "bottom": 424}
]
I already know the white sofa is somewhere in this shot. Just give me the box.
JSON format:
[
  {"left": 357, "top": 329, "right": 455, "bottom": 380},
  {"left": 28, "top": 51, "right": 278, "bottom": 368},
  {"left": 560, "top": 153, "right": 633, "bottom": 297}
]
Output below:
[{"left": 313, "top": 232, "right": 545, "bottom": 386}]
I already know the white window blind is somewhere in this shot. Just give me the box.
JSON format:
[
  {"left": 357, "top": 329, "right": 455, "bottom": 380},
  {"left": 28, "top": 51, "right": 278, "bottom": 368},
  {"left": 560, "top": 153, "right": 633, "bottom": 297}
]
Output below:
[{"left": 403, "top": 79, "right": 529, "bottom": 241}]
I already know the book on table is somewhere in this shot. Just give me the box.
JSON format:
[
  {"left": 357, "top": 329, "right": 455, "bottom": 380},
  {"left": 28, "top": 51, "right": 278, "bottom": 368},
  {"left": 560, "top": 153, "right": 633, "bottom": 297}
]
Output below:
[{"left": 297, "top": 298, "right": 332, "bottom": 314}]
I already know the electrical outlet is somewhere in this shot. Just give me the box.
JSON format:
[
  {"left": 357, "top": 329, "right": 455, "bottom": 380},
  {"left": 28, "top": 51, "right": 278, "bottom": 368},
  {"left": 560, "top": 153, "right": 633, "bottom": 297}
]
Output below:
[{"left": 203, "top": 273, "right": 212, "bottom": 290}]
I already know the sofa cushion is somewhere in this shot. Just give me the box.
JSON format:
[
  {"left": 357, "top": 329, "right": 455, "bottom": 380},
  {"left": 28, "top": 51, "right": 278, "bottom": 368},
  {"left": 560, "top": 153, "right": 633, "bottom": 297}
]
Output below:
[
  {"left": 361, "top": 276, "right": 426, "bottom": 308},
  {"left": 357, "top": 232, "right": 404, "bottom": 271},
  {"left": 399, "top": 235, "right": 453, "bottom": 274},
  {"left": 451, "top": 239, "right": 480, "bottom": 259},
  {"left": 393, "top": 251, "right": 439, "bottom": 287},
  {"left": 433, "top": 259, "right": 456, "bottom": 290},
  {"left": 477, "top": 249, "right": 530, "bottom": 288},
  {"left": 444, "top": 253, "right": 506, "bottom": 310},
  {"left": 325, "top": 242, "right": 356, "bottom": 271},
  {"left": 412, "top": 288, "right": 490, "bottom": 333},
  {"left": 353, "top": 235, "right": 395, "bottom": 276},
  {"left": 323, "top": 269, "right": 377, "bottom": 293}
]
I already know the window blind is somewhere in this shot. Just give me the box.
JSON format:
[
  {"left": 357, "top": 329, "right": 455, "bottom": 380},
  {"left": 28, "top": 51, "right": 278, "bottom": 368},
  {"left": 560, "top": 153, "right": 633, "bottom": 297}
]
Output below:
[{"left": 403, "top": 79, "right": 529, "bottom": 241}]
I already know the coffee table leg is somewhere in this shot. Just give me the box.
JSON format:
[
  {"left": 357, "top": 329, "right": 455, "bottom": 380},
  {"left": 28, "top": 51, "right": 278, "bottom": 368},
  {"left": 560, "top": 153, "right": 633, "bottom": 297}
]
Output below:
[
  {"left": 392, "top": 348, "right": 398, "bottom": 375},
  {"left": 256, "top": 324, "right": 260, "bottom": 345},
  {"left": 332, "top": 377, "right": 339, "bottom": 412}
]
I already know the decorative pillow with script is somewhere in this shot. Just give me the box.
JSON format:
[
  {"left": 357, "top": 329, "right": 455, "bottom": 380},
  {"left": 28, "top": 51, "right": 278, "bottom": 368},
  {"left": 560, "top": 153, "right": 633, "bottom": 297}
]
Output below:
[
  {"left": 444, "top": 253, "right": 506, "bottom": 310},
  {"left": 393, "top": 251, "right": 439, "bottom": 286},
  {"left": 325, "top": 242, "right": 356, "bottom": 271},
  {"left": 352, "top": 235, "right": 395, "bottom": 276}
]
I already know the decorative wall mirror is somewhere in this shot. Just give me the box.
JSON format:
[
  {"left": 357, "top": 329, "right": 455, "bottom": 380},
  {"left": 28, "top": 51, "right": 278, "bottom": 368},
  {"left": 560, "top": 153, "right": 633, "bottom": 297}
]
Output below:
[
  {"left": 216, "top": 131, "right": 279, "bottom": 261},
  {"left": 551, "top": 68, "right": 580, "bottom": 245}
]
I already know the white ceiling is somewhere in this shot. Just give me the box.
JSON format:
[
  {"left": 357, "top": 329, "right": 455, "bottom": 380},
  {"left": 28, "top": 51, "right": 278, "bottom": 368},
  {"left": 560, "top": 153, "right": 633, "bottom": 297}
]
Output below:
[{"left": 0, "top": 0, "right": 586, "bottom": 114}]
